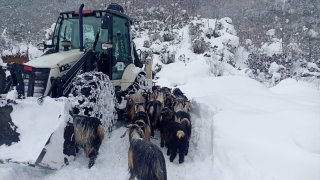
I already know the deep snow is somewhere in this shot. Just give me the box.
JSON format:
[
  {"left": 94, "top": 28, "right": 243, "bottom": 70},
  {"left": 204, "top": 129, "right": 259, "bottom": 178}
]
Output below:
[{"left": 0, "top": 76, "right": 319, "bottom": 180}]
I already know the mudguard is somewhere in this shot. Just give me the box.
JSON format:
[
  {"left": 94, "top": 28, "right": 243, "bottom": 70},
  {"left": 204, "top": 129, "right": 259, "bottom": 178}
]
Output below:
[{"left": 0, "top": 96, "right": 74, "bottom": 170}]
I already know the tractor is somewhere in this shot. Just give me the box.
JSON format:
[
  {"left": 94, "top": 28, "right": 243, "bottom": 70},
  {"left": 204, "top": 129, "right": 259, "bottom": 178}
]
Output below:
[{"left": 0, "top": 3, "right": 152, "bottom": 169}]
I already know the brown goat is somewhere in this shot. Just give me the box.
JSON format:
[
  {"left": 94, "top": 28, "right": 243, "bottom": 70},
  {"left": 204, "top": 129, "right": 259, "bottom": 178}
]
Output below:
[
  {"left": 147, "top": 100, "right": 163, "bottom": 137},
  {"left": 131, "top": 111, "right": 151, "bottom": 141},
  {"left": 124, "top": 93, "right": 146, "bottom": 122},
  {"left": 73, "top": 115, "right": 105, "bottom": 168}
]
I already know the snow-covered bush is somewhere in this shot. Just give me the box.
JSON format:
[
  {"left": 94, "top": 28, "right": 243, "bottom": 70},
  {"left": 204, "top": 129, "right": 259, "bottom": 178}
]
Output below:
[
  {"left": 160, "top": 50, "right": 176, "bottom": 64},
  {"left": 206, "top": 54, "right": 225, "bottom": 77},
  {"left": 192, "top": 37, "right": 208, "bottom": 54},
  {"left": 153, "top": 63, "right": 162, "bottom": 75},
  {"left": 189, "top": 21, "right": 202, "bottom": 42},
  {"left": 163, "top": 32, "right": 175, "bottom": 42}
]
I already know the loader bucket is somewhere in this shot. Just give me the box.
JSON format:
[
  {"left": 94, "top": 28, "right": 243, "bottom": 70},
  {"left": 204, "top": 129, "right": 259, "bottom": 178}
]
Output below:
[{"left": 0, "top": 96, "right": 74, "bottom": 170}]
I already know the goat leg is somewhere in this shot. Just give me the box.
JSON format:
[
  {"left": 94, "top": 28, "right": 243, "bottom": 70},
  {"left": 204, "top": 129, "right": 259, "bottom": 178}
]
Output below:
[
  {"left": 179, "top": 149, "right": 185, "bottom": 164},
  {"left": 185, "top": 141, "right": 189, "bottom": 156},
  {"left": 129, "top": 174, "right": 136, "bottom": 180},
  {"left": 151, "top": 126, "right": 155, "bottom": 137},
  {"left": 88, "top": 151, "right": 98, "bottom": 168},
  {"left": 169, "top": 146, "right": 177, "bottom": 162},
  {"left": 160, "top": 133, "right": 165, "bottom": 148},
  {"left": 166, "top": 143, "right": 171, "bottom": 156}
]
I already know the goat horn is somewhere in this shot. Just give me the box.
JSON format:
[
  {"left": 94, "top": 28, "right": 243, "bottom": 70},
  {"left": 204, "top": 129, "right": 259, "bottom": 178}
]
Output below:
[
  {"left": 125, "top": 124, "right": 133, "bottom": 128},
  {"left": 120, "top": 130, "right": 128, "bottom": 138}
]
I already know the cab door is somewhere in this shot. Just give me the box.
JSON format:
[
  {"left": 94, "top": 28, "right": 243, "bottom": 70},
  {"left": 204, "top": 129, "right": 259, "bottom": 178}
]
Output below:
[{"left": 111, "top": 16, "right": 132, "bottom": 80}]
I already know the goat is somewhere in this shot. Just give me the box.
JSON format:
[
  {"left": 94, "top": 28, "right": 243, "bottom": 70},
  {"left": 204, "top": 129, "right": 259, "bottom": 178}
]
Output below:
[
  {"left": 147, "top": 100, "right": 163, "bottom": 137},
  {"left": 73, "top": 115, "right": 104, "bottom": 168},
  {"left": 156, "top": 89, "right": 166, "bottom": 108},
  {"left": 164, "top": 93, "right": 175, "bottom": 110},
  {"left": 159, "top": 107, "right": 175, "bottom": 148},
  {"left": 174, "top": 111, "right": 191, "bottom": 155},
  {"left": 173, "top": 97, "right": 192, "bottom": 155},
  {"left": 173, "top": 98, "right": 189, "bottom": 113},
  {"left": 172, "top": 88, "right": 184, "bottom": 97},
  {"left": 150, "top": 86, "right": 166, "bottom": 108},
  {"left": 163, "top": 121, "right": 188, "bottom": 164},
  {"left": 131, "top": 104, "right": 151, "bottom": 141},
  {"left": 121, "top": 124, "right": 167, "bottom": 180},
  {"left": 124, "top": 93, "right": 146, "bottom": 122},
  {"left": 161, "top": 87, "right": 172, "bottom": 94}
]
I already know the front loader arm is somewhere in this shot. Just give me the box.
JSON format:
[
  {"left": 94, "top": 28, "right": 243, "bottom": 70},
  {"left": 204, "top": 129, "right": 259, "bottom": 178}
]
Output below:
[{"left": 49, "top": 50, "right": 96, "bottom": 98}]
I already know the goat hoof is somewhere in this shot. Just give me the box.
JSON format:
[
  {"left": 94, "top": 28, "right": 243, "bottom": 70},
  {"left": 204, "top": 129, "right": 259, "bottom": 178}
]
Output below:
[
  {"left": 160, "top": 143, "right": 164, "bottom": 148},
  {"left": 88, "top": 161, "right": 94, "bottom": 168},
  {"left": 179, "top": 160, "right": 184, "bottom": 164},
  {"left": 170, "top": 158, "right": 174, "bottom": 162},
  {"left": 88, "top": 156, "right": 96, "bottom": 168}
]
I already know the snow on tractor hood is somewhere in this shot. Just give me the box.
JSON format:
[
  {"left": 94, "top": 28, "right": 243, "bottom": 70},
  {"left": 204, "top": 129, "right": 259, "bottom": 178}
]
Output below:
[{"left": 25, "top": 49, "right": 84, "bottom": 69}]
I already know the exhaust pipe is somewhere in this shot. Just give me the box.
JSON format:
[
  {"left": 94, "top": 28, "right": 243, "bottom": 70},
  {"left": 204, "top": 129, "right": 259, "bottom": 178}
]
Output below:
[{"left": 79, "top": 4, "right": 84, "bottom": 52}]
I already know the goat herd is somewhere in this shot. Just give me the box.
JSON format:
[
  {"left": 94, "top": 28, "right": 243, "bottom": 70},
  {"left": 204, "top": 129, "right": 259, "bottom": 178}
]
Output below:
[
  {"left": 72, "top": 86, "right": 191, "bottom": 180},
  {"left": 120, "top": 86, "right": 191, "bottom": 180}
]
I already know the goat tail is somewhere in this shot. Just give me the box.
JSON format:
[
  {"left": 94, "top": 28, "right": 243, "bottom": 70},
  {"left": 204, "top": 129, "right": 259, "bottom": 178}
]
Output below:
[
  {"left": 176, "top": 130, "right": 185, "bottom": 139},
  {"left": 97, "top": 125, "right": 105, "bottom": 142}
]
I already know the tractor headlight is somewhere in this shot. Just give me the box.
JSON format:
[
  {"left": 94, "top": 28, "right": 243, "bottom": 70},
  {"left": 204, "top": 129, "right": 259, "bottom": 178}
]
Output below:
[{"left": 101, "top": 43, "right": 112, "bottom": 50}]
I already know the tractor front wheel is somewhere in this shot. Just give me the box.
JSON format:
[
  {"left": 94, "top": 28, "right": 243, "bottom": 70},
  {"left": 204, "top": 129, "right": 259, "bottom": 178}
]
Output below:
[{"left": 69, "top": 71, "right": 117, "bottom": 134}]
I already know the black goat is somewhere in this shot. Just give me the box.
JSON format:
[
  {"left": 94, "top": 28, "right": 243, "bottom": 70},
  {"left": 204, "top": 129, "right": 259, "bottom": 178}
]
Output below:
[
  {"left": 175, "top": 110, "right": 192, "bottom": 155},
  {"left": 165, "top": 121, "right": 188, "bottom": 163},
  {"left": 159, "top": 107, "right": 175, "bottom": 148}
]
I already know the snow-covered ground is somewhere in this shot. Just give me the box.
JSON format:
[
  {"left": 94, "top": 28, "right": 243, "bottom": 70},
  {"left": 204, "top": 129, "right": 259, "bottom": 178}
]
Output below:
[{"left": 0, "top": 75, "right": 319, "bottom": 180}]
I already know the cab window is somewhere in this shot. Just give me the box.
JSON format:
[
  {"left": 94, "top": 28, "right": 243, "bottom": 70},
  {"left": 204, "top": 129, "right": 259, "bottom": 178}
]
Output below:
[{"left": 112, "top": 16, "right": 131, "bottom": 80}]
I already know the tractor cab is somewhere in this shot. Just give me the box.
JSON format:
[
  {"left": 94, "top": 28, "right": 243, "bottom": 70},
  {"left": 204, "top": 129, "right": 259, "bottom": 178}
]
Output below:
[{"left": 39, "top": 3, "right": 137, "bottom": 81}]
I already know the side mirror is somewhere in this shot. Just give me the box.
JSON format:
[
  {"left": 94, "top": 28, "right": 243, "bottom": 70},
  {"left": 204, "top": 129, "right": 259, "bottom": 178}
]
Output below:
[
  {"left": 37, "top": 42, "right": 46, "bottom": 51},
  {"left": 101, "top": 15, "right": 110, "bottom": 29}
]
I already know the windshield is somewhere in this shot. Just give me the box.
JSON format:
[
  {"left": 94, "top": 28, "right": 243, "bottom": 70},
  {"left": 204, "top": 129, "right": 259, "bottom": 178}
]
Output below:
[{"left": 57, "top": 16, "right": 107, "bottom": 52}]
